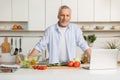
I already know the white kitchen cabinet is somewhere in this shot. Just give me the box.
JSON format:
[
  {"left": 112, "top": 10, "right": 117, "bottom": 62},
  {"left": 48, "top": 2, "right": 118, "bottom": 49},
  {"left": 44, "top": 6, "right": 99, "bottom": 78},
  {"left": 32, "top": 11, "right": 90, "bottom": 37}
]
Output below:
[
  {"left": 0, "top": 0, "right": 11, "bottom": 21},
  {"left": 12, "top": 0, "right": 28, "bottom": 21},
  {"left": 78, "top": 0, "right": 94, "bottom": 21},
  {"left": 28, "top": 0, "right": 45, "bottom": 30},
  {"left": 0, "top": 0, "right": 28, "bottom": 21},
  {"left": 95, "top": 0, "right": 110, "bottom": 21},
  {"left": 45, "top": 0, "right": 61, "bottom": 28},
  {"left": 111, "top": 0, "right": 120, "bottom": 21},
  {"left": 61, "top": 0, "right": 78, "bottom": 22}
]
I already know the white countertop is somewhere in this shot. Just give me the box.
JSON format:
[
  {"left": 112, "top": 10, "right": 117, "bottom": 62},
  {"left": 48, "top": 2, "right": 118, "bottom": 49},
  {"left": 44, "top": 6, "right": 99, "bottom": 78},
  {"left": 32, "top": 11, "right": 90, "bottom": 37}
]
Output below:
[{"left": 0, "top": 64, "right": 120, "bottom": 80}]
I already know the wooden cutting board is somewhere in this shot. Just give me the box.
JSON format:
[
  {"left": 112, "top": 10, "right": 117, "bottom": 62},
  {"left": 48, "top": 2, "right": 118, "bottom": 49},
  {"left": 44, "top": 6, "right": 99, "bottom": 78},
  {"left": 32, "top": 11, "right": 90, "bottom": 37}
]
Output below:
[
  {"left": 1, "top": 37, "right": 10, "bottom": 53},
  {"left": 47, "top": 66, "right": 80, "bottom": 69}
]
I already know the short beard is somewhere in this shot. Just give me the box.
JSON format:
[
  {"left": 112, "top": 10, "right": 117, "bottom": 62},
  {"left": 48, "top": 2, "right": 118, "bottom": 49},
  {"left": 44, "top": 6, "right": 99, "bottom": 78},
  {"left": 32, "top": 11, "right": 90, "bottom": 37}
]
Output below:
[{"left": 58, "top": 21, "right": 69, "bottom": 27}]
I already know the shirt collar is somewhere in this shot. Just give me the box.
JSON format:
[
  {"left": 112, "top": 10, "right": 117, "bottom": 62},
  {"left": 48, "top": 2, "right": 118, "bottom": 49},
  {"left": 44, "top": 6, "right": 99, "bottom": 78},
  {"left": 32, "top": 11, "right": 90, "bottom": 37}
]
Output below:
[{"left": 55, "top": 22, "right": 70, "bottom": 33}]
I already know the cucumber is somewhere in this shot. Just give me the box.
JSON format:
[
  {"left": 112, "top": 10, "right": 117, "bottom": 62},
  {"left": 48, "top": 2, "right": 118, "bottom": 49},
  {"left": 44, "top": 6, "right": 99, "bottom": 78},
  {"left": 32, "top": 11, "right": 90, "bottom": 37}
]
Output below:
[
  {"left": 60, "top": 62, "right": 67, "bottom": 66},
  {"left": 47, "top": 62, "right": 68, "bottom": 67},
  {"left": 47, "top": 64, "right": 54, "bottom": 67},
  {"left": 47, "top": 63, "right": 59, "bottom": 67}
]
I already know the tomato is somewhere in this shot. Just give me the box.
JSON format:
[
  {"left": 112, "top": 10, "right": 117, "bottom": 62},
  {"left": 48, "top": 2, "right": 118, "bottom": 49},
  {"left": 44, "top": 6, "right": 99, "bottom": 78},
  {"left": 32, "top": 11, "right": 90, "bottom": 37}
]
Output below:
[
  {"left": 41, "top": 65, "right": 47, "bottom": 70},
  {"left": 33, "top": 65, "right": 47, "bottom": 70},
  {"left": 33, "top": 65, "right": 37, "bottom": 69},
  {"left": 73, "top": 61, "right": 80, "bottom": 67},
  {"left": 38, "top": 65, "right": 47, "bottom": 70},
  {"left": 67, "top": 61, "right": 74, "bottom": 67}
]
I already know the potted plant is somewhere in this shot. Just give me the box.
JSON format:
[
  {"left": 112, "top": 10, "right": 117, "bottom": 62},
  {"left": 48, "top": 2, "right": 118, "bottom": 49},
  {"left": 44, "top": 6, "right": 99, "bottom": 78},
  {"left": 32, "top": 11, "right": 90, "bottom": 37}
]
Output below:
[
  {"left": 84, "top": 34, "right": 96, "bottom": 47},
  {"left": 102, "top": 39, "right": 120, "bottom": 62},
  {"left": 104, "top": 39, "right": 120, "bottom": 49}
]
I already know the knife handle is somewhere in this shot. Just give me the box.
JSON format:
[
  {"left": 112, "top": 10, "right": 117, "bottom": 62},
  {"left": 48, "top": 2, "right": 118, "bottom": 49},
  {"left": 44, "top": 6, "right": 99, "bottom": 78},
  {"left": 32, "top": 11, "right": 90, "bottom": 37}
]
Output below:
[
  {"left": 11, "top": 38, "right": 13, "bottom": 46},
  {"left": 20, "top": 37, "right": 21, "bottom": 48}
]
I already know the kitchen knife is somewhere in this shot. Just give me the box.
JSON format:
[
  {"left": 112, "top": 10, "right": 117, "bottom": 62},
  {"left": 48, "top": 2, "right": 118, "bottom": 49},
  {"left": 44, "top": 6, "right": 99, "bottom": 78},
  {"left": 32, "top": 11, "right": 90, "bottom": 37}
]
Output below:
[
  {"left": 19, "top": 37, "right": 22, "bottom": 53},
  {"left": 14, "top": 38, "right": 18, "bottom": 55}
]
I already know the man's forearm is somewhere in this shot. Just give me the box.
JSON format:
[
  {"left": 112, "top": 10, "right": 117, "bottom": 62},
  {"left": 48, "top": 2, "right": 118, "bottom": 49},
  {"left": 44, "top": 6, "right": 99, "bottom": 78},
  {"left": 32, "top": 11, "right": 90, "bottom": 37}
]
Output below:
[
  {"left": 85, "top": 48, "right": 91, "bottom": 57},
  {"left": 28, "top": 48, "right": 40, "bottom": 59}
]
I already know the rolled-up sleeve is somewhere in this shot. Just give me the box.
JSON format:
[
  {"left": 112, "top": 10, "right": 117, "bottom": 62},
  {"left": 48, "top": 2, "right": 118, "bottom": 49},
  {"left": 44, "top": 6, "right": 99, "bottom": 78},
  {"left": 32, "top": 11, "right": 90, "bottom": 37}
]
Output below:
[{"left": 34, "top": 29, "right": 49, "bottom": 52}]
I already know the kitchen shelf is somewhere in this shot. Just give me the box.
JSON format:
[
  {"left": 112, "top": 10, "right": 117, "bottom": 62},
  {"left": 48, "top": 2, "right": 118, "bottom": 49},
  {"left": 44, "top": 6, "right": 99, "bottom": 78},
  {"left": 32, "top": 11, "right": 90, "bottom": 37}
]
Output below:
[
  {"left": 0, "top": 30, "right": 44, "bottom": 32},
  {"left": 82, "top": 29, "right": 120, "bottom": 32},
  {"left": 0, "top": 29, "right": 120, "bottom": 32},
  {"left": 0, "top": 29, "right": 120, "bottom": 37},
  {"left": 0, "top": 30, "right": 44, "bottom": 37}
]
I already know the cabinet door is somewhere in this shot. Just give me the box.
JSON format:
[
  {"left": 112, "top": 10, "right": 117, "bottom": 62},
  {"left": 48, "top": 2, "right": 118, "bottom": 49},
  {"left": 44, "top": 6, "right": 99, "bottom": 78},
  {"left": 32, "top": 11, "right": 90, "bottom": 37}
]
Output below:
[
  {"left": 0, "top": 0, "right": 11, "bottom": 21},
  {"left": 95, "top": 0, "right": 110, "bottom": 21},
  {"left": 61, "top": 0, "right": 78, "bottom": 22},
  {"left": 12, "top": 0, "right": 28, "bottom": 21},
  {"left": 111, "top": 0, "right": 120, "bottom": 21},
  {"left": 46, "top": 0, "right": 61, "bottom": 28},
  {"left": 78, "top": 0, "right": 94, "bottom": 21},
  {"left": 28, "top": 0, "right": 45, "bottom": 30}
]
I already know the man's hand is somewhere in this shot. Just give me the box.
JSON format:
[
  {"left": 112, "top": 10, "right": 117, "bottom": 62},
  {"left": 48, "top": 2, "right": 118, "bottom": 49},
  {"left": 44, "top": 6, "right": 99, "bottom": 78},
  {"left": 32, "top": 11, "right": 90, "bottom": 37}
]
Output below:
[
  {"left": 85, "top": 48, "right": 91, "bottom": 62},
  {"left": 28, "top": 48, "right": 40, "bottom": 59}
]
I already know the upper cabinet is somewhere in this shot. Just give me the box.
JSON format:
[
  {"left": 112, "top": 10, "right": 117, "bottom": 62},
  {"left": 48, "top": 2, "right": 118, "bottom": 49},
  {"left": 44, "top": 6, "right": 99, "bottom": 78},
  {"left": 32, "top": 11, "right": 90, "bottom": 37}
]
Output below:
[
  {"left": 0, "top": 0, "right": 28, "bottom": 21},
  {"left": 95, "top": 0, "right": 110, "bottom": 21},
  {"left": 78, "top": 0, "right": 94, "bottom": 21},
  {"left": 1, "top": 0, "right": 120, "bottom": 31},
  {"left": 111, "top": 0, "right": 120, "bottom": 21},
  {"left": 0, "top": 0, "right": 11, "bottom": 21},
  {"left": 28, "top": 0, "right": 45, "bottom": 30},
  {"left": 61, "top": 0, "right": 78, "bottom": 22},
  {"left": 12, "top": 0, "right": 28, "bottom": 21},
  {"left": 78, "top": 0, "right": 120, "bottom": 22},
  {"left": 45, "top": 0, "right": 61, "bottom": 28},
  {"left": 46, "top": 0, "right": 77, "bottom": 28}
]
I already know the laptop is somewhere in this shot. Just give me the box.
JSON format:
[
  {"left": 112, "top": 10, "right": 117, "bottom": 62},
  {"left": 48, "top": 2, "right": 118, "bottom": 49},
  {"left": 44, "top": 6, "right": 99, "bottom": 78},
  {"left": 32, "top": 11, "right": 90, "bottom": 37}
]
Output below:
[{"left": 83, "top": 49, "right": 118, "bottom": 70}]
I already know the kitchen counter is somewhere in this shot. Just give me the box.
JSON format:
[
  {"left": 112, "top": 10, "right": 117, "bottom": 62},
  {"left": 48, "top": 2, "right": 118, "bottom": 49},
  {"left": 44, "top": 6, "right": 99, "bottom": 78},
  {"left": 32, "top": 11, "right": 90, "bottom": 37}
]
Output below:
[{"left": 0, "top": 64, "right": 120, "bottom": 80}]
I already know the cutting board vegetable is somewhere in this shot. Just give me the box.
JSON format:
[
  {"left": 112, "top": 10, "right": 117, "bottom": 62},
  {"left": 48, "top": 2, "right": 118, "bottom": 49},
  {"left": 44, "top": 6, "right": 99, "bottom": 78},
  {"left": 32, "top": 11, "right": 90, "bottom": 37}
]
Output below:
[
  {"left": 47, "top": 66, "right": 80, "bottom": 69},
  {"left": 46, "top": 62, "right": 80, "bottom": 69},
  {"left": 1, "top": 37, "right": 10, "bottom": 53}
]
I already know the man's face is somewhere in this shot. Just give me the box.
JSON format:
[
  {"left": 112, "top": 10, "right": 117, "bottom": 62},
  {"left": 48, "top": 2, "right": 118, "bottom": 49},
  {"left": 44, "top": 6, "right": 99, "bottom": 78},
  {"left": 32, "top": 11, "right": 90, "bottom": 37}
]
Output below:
[{"left": 58, "top": 8, "right": 71, "bottom": 27}]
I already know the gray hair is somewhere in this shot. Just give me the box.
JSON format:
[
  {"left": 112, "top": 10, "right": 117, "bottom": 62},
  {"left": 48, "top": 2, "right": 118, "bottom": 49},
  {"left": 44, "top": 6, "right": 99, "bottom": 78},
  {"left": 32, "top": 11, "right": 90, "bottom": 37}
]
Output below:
[{"left": 58, "top": 5, "right": 71, "bottom": 15}]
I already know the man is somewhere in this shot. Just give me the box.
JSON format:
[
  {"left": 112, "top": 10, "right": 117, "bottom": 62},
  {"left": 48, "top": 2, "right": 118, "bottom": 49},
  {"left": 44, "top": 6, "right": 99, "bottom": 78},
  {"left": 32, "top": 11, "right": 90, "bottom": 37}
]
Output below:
[{"left": 28, "top": 5, "right": 91, "bottom": 64}]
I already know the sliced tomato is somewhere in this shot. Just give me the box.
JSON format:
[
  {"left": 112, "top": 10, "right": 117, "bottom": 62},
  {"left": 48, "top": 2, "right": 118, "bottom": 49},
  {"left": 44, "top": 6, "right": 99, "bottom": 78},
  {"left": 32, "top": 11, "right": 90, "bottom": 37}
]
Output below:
[
  {"left": 38, "top": 65, "right": 47, "bottom": 70},
  {"left": 33, "top": 65, "right": 47, "bottom": 70},
  {"left": 33, "top": 65, "right": 38, "bottom": 69}
]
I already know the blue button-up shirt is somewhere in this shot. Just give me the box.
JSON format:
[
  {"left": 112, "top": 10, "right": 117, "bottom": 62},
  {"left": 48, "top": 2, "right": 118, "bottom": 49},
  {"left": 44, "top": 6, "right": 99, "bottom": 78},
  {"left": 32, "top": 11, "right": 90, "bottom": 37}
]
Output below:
[{"left": 35, "top": 23, "right": 89, "bottom": 64}]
